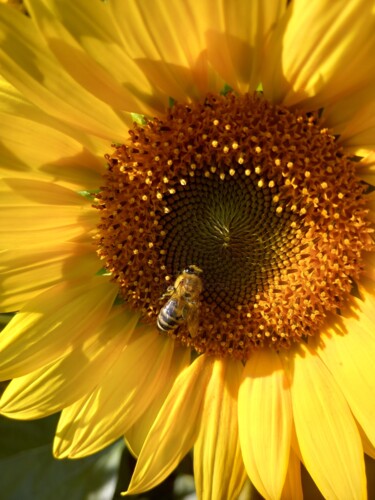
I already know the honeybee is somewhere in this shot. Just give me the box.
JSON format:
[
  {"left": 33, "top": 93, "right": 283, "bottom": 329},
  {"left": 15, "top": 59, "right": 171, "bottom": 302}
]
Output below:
[{"left": 157, "top": 265, "right": 203, "bottom": 337}]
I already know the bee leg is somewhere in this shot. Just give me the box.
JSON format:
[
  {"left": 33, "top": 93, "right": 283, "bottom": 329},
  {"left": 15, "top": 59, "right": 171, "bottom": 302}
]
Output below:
[{"left": 160, "top": 285, "right": 175, "bottom": 300}]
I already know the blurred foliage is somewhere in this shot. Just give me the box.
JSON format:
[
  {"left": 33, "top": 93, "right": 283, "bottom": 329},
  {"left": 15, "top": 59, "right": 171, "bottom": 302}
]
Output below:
[{"left": 0, "top": 414, "right": 123, "bottom": 500}]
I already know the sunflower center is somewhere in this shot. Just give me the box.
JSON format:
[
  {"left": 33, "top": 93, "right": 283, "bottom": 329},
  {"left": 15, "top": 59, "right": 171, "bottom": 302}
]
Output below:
[{"left": 95, "top": 92, "right": 373, "bottom": 360}]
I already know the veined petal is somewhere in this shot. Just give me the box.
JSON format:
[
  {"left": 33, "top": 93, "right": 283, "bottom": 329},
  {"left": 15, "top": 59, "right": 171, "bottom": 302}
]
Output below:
[
  {"left": 0, "top": 178, "right": 96, "bottom": 249},
  {"left": 357, "top": 153, "right": 375, "bottom": 187},
  {"left": 238, "top": 349, "right": 292, "bottom": 500},
  {"left": 0, "top": 5, "right": 126, "bottom": 140},
  {"left": 0, "top": 277, "right": 117, "bottom": 379},
  {"left": 206, "top": 0, "right": 286, "bottom": 94},
  {"left": 0, "top": 75, "right": 112, "bottom": 174},
  {"left": 359, "top": 424, "right": 375, "bottom": 460},
  {"left": 281, "top": 343, "right": 366, "bottom": 500},
  {"left": 125, "top": 343, "right": 190, "bottom": 458},
  {"left": 263, "top": 0, "right": 375, "bottom": 109},
  {"left": 124, "top": 355, "right": 213, "bottom": 495},
  {"left": 0, "top": 307, "right": 139, "bottom": 418},
  {"left": 54, "top": 328, "right": 176, "bottom": 458},
  {"left": 109, "top": 0, "right": 235, "bottom": 100},
  {"left": 324, "top": 86, "right": 375, "bottom": 156},
  {"left": 194, "top": 358, "right": 246, "bottom": 500},
  {"left": 0, "top": 112, "right": 104, "bottom": 191},
  {"left": 25, "top": 0, "right": 144, "bottom": 118},
  {"left": 314, "top": 293, "right": 375, "bottom": 448},
  {"left": 281, "top": 448, "right": 303, "bottom": 500},
  {"left": 0, "top": 243, "right": 99, "bottom": 311}
]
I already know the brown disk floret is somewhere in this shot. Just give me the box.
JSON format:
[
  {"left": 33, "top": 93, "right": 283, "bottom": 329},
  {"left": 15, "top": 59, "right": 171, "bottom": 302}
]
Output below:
[{"left": 95, "top": 92, "right": 373, "bottom": 360}]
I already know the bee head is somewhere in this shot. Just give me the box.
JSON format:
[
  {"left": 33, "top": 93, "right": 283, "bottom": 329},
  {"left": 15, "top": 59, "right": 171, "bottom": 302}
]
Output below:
[{"left": 184, "top": 264, "right": 203, "bottom": 275}]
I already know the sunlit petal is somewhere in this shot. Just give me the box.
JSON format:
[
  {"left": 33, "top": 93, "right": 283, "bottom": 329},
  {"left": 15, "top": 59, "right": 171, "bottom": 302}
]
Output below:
[
  {"left": 54, "top": 328, "right": 178, "bottom": 458},
  {"left": 124, "top": 343, "right": 190, "bottom": 458},
  {"left": 194, "top": 358, "right": 246, "bottom": 500},
  {"left": 0, "top": 278, "right": 117, "bottom": 379},
  {"left": 314, "top": 294, "right": 375, "bottom": 448},
  {"left": 0, "top": 243, "right": 99, "bottom": 311},
  {"left": 263, "top": 0, "right": 375, "bottom": 109},
  {"left": 0, "top": 5, "right": 127, "bottom": 140},
  {"left": 281, "top": 448, "right": 303, "bottom": 500},
  {"left": 281, "top": 344, "right": 366, "bottom": 499},
  {"left": 124, "top": 355, "right": 213, "bottom": 495},
  {"left": 239, "top": 349, "right": 292, "bottom": 500},
  {"left": 0, "top": 307, "right": 139, "bottom": 418}
]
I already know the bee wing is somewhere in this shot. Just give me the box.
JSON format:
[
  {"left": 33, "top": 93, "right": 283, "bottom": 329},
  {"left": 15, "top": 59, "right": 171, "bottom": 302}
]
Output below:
[{"left": 184, "top": 303, "right": 200, "bottom": 337}]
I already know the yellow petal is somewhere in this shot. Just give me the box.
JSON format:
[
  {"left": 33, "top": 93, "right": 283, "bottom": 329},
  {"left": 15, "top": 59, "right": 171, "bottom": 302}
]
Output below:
[
  {"left": 0, "top": 6, "right": 127, "bottom": 140},
  {"left": 0, "top": 178, "right": 96, "bottom": 248},
  {"left": 0, "top": 307, "right": 139, "bottom": 418},
  {"left": 263, "top": 0, "right": 375, "bottom": 109},
  {"left": 357, "top": 153, "right": 375, "bottom": 187},
  {"left": 324, "top": 86, "right": 375, "bottom": 156},
  {"left": 194, "top": 358, "right": 246, "bottom": 500},
  {"left": 125, "top": 343, "right": 190, "bottom": 458},
  {"left": 281, "top": 448, "right": 303, "bottom": 500},
  {"left": 0, "top": 75, "right": 111, "bottom": 178},
  {"left": 281, "top": 343, "right": 366, "bottom": 499},
  {"left": 54, "top": 328, "right": 176, "bottom": 458},
  {"left": 206, "top": 0, "right": 286, "bottom": 94},
  {"left": 25, "top": 0, "right": 144, "bottom": 119},
  {"left": 314, "top": 293, "right": 375, "bottom": 449},
  {"left": 124, "top": 354, "right": 213, "bottom": 495},
  {"left": 0, "top": 277, "right": 117, "bottom": 379},
  {"left": 359, "top": 424, "right": 375, "bottom": 460},
  {"left": 0, "top": 112, "right": 104, "bottom": 191},
  {"left": 238, "top": 349, "right": 292, "bottom": 500},
  {"left": 0, "top": 243, "right": 99, "bottom": 311},
  {"left": 109, "top": 0, "right": 232, "bottom": 101}
]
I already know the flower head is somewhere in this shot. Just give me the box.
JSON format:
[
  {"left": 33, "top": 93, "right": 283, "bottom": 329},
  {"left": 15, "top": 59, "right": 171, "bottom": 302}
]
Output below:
[{"left": 1, "top": 1, "right": 375, "bottom": 499}]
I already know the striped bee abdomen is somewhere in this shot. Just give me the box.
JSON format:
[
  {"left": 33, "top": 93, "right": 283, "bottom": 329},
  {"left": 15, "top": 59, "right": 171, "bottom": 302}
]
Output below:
[{"left": 157, "top": 298, "right": 184, "bottom": 332}]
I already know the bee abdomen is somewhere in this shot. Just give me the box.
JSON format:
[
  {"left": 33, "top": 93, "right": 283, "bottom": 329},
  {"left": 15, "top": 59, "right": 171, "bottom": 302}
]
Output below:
[{"left": 157, "top": 299, "right": 184, "bottom": 332}]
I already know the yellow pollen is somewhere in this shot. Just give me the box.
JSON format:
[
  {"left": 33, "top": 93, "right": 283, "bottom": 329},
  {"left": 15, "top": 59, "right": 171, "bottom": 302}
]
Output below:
[{"left": 212, "top": 140, "right": 218, "bottom": 147}]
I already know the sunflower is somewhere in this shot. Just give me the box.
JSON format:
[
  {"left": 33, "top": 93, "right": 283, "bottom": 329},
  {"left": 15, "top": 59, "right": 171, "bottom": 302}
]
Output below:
[{"left": 1, "top": 0, "right": 375, "bottom": 498}]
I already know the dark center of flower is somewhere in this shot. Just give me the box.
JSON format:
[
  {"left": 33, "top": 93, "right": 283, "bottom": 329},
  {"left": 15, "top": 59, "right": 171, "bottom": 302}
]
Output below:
[{"left": 95, "top": 92, "right": 373, "bottom": 360}]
